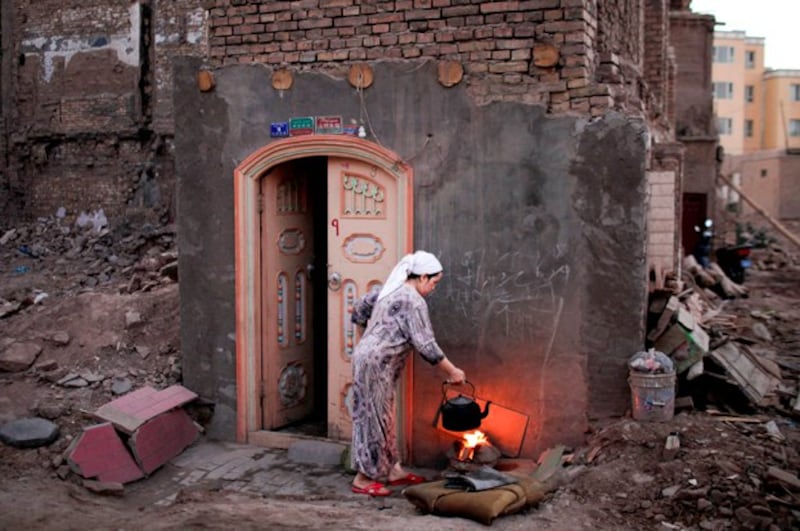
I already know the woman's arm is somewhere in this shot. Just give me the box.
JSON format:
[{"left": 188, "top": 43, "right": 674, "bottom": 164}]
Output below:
[{"left": 437, "top": 357, "right": 466, "bottom": 384}]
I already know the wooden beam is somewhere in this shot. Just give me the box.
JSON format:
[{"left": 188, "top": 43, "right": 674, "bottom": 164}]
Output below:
[{"left": 717, "top": 173, "right": 800, "bottom": 250}]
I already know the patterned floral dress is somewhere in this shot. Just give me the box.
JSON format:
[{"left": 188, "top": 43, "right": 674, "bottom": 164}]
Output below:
[{"left": 350, "top": 284, "right": 445, "bottom": 479}]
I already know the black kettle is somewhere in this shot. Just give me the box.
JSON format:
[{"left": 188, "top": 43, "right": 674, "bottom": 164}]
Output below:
[{"left": 440, "top": 381, "right": 491, "bottom": 432}]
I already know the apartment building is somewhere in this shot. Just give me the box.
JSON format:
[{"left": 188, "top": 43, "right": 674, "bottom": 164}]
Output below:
[
  {"left": 711, "top": 31, "right": 800, "bottom": 220},
  {"left": 711, "top": 31, "right": 764, "bottom": 155},
  {"left": 763, "top": 70, "right": 800, "bottom": 151}
]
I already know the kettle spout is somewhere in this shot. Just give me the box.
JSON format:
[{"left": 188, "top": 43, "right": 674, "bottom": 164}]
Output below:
[{"left": 480, "top": 401, "right": 491, "bottom": 419}]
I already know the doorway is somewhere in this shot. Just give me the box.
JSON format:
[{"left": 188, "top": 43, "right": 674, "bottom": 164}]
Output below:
[
  {"left": 259, "top": 157, "right": 328, "bottom": 437},
  {"left": 234, "top": 135, "right": 414, "bottom": 451},
  {"left": 682, "top": 192, "right": 708, "bottom": 257}
]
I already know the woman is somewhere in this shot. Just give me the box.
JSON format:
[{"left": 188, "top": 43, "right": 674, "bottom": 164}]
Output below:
[{"left": 349, "top": 251, "right": 466, "bottom": 496}]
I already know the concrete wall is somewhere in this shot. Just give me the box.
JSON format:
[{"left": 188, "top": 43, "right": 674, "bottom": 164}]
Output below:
[
  {"left": 778, "top": 155, "right": 800, "bottom": 220},
  {"left": 174, "top": 58, "right": 648, "bottom": 461},
  {"left": 732, "top": 150, "right": 800, "bottom": 221}
]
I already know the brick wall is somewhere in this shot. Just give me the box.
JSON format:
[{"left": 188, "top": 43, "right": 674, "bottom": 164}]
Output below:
[
  {"left": 643, "top": 0, "right": 668, "bottom": 125},
  {"left": 0, "top": 0, "right": 207, "bottom": 221},
  {"left": 1, "top": 0, "right": 681, "bottom": 222},
  {"left": 152, "top": 0, "right": 209, "bottom": 135},
  {"left": 669, "top": 12, "right": 715, "bottom": 138},
  {"left": 205, "top": 0, "right": 642, "bottom": 115},
  {"left": 647, "top": 169, "right": 677, "bottom": 272}
]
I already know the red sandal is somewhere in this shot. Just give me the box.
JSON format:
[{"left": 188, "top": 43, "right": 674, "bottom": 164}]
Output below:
[
  {"left": 387, "top": 473, "right": 426, "bottom": 486},
  {"left": 351, "top": 482, "right": 392, "bottom": 496}
]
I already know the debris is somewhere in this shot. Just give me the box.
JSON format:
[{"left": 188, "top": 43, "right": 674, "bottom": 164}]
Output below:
[
  {"left": 125, "top": 310, "right": 142, "bottom": 328},
  {"left": 708, "top": 342, "right": 781, "bottom": 406},
  {"left": 111, "top": 378, "right": 133, "bottom": 396},
  {"left": 661, "top": 485, "right": 680, "bottom": 498},
  {"left": 128, "top": 408, "right": 199, "bottom": 474},
  {"left": 629, "top": 349, "right": 674, "bottom": 373},
  {"left": 0, "top": 299, "right": 22, "bottom": 318},
  {"left": 82, "top": 479, "right": 125, "bottom": 496},
  {"left": 662, "top": 432, "right": 680, "bottom": 460},
  {"left": 0, "top": 417, "right": 60, "bottom": 448},
  {"left": 66, "top": 423, "right": 144, "bottom": 484},
  {"left": 766, "top": 467, "right": 800, "bottom": 491},
  {"left": 0, "top": 228, "right": 17, "bottom": 245},
  {"left": 763, "top": 420, "right": 785, "bottom": 442},
  {"left": 0, "top": 342, "right": 43, "bottom": 372},
  {"left": 94, "top": 384, "right": 197, "bottom": 434},
  {"left": 533, "top": 445, "right": 566, "bottom": 483},
  {"left": 50, "top": 331, "right": 71, "bottom": 345}
]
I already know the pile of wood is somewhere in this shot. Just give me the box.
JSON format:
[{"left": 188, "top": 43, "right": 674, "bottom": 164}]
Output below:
[
  {"left": 646, "top": 258, "right": 784, "bottom": 415},
  {"left": 683, "top": 254, "right": 748, "bottom": 300}
]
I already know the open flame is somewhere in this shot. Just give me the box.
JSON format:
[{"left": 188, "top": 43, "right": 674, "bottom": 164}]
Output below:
[{"left": 462, "top": 430, "right": 488, "bottom": 449}]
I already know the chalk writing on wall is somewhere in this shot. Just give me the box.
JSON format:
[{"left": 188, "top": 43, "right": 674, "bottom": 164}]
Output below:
[{"left": 434, "top": 247, "right": 569, "bottom": 353}]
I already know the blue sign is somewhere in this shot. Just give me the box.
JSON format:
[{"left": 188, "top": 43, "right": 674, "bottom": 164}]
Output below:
[{"left": 270, "top": 122, "right": 289, "bottom": 138}]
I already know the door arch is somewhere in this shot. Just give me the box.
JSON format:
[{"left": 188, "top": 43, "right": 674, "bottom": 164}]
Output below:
[{"left": 234, "top": 135, "right": 414, "bottom": 444}]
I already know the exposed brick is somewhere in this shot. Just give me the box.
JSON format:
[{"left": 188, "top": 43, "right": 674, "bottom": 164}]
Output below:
[
  {"left": 442, "top": 5, "right": 479, "bottom": 17},
  {"left": 489, "top": 61, "right": 528, "bottom": 73},
  {"left": 480, "top": 2, "right": 520, "bottom": 14},
  {"left": 406, "top": 9, "right": 441, "bottom": 21}
]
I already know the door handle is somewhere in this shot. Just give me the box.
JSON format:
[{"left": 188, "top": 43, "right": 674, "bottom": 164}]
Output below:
[{"left": 328, "top": 271, "right": 342, "bottom": 291}]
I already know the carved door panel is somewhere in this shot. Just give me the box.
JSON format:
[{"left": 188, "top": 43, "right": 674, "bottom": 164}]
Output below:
[
  {"left": 326, "top": 157, "right": 402, "bottom": 441},
  {"left": 260, "top": 162, "right": 315, "bottom": 429}
]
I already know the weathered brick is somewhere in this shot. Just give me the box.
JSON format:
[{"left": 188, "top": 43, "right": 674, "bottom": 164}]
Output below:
[
  {"left": 480, "top": 2, "right": 520, "bottom": 14},
  {"left": 298, "top": 18, "right": 333, "bottom": 30}
]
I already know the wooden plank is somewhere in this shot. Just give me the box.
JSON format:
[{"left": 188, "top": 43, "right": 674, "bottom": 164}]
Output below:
[
  {"left": 717, "top": 173, "right": 800, "bottom": 250},
  {"left": 647, "top": 296, "right": 680, "bottom": 342},
  {"left": 709, "top": 342, "right": 781, "bottom": 406}
]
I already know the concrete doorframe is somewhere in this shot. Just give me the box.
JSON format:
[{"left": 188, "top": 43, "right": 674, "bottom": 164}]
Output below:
[{"left": 233, "top": 135, "right": 414, "bottom": 444}]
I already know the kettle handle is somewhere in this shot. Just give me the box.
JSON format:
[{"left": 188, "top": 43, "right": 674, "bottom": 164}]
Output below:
[{"left": 441, "top": 379, "right": 475, "bottom": 398}]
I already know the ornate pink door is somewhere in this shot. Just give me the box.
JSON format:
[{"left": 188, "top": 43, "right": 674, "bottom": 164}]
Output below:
[
  {"left": 252, "top": 142, "right": 412, "bottom": 442},
  {"left": 260, "top": 161, "right": 316, "bottom": 429},
  {"left": 325, "top": 156, "right": 405, "bottom": 441}
]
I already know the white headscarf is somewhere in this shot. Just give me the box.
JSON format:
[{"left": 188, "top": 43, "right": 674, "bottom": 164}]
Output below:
[{"left": 377, "top": 251, "right": 443, "bottom": 300}]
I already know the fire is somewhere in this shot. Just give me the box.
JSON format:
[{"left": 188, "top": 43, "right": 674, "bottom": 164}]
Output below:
[{"left": 462, "top": 430, "right": 488, "bottom": 449}]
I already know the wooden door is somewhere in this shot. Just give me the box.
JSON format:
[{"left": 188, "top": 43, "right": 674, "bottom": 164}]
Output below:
[
  {"left": 260, "top": 161, "right": 316, "bottom": 429},
  {"left": 682, "top": 192, "right": 708, "bottom": 257},
  {"left": 326, "top": 156, "right": 402, "bottom": 441}
]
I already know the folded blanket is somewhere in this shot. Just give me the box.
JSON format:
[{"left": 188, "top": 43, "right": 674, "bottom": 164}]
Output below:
[
  {"left": 403, "top": 473, "right": 547, "bottom": 525},
  {"left": 443, "top": 466, "right": 518, "bottom": 491}
]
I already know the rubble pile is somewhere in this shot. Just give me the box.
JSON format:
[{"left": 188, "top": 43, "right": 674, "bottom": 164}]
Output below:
[
  {"left": 617, "top": 240, "right": 800, "bottom": 528},
  {"left": 0, "top": 211, "right": 185, "bottom": 485},
  {"left": 570, "top": 414, "right": 800, "bottom": 530},
  {"left": 0, "top": 209, "right": 177, "bottom": 316}
]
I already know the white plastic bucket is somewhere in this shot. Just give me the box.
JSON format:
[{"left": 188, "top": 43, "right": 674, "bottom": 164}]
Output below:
[{"left": 628, "top": 371, "right": 675, "bottom": 422}]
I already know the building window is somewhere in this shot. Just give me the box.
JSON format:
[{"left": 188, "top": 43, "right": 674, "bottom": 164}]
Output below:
[
  {"left": 713, "top": 46, "right": 735, "bottom": 63},
  {"left": 792, "top": 84, "right": 800, "bottom": 102},
  {"left": 790, "top": 119, "right": 800, "bottom": 137},
  {"left": 717, "top": 117, "right": 733, "bottom": 135},
  {"left": 745, "top": 85, "right": 754, "bottom": 103},
  {"left": 713, "top": 82, "right": 734, "bottom": 99},
  {"left": 761, "top": 169, "right": 768, "bottom": 177},
  {"left": 744, "top": 120, "right": 754, "bottom": 137},
  {"left": 745, "top": 50, "right": 756, "bottom": 69}
]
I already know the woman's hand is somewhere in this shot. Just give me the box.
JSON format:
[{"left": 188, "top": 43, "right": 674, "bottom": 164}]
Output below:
[
  {"left": 447, "top": 366, "right": 466, "bottom": 385},
  {"left": 438, "top": 357, "right": 466, "bottom": 384}
]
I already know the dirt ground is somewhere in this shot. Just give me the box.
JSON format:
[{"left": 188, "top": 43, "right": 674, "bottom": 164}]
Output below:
[{"left": 1, "top": 215, "right": 800, "bottom": 530}]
